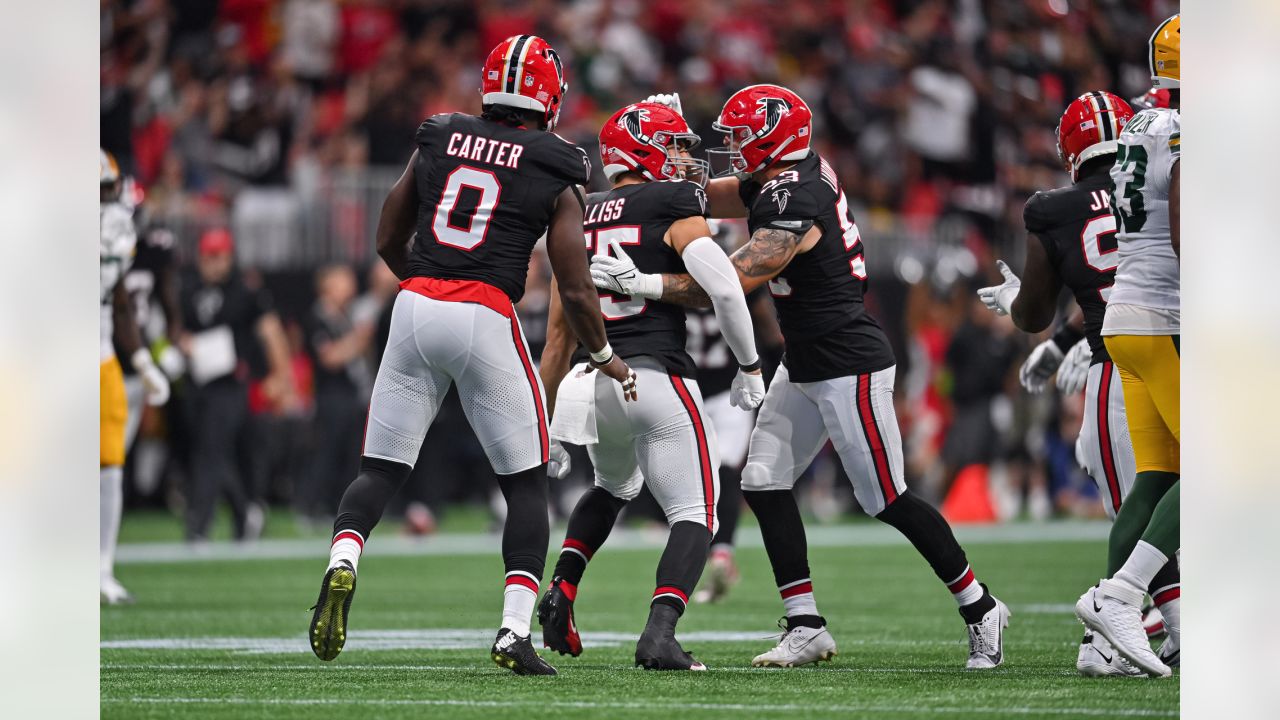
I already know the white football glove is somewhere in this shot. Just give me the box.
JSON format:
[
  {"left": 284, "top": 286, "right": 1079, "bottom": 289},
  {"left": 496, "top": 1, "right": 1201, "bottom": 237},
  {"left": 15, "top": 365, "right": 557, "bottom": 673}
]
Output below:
[
  {"left": 547, "top": 441, "right": 572, "bottom": 479},
  {"left": 643, "top": 92, "right": 683, "bottom": 116},
  {"left": 730, "top": 369, "right": 765, "bottom": 410},
  {"left": 131, "top": 349, "right": 171, "bottom": 406},
  {"left": 589, "top": 241, "right": 663, "bottom": 299},
  {"left": 157, "top": 343, "right": 186, "bottom": 379},
  {"left": 1019, "top": 339, "right": 1065, "bottom": 394},
  {"left": 976, "top": 260, "right": 1022, "bottom": 316},
  {"left": 1055, "top": 338, "right": 1092, "bottom": 395}
]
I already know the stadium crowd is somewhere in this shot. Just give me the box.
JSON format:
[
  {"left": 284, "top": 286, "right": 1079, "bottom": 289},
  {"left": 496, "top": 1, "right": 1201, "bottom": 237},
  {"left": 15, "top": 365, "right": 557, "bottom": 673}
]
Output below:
[{"left": 101, "top": 0, "right": 1177, "bottom": 539}]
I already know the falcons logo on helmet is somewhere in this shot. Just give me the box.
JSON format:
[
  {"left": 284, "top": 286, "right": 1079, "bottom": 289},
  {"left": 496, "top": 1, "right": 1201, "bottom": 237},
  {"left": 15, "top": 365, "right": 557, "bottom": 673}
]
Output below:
[
  {"left": 756, "top": 97, "right": 792, "bottom": 138},
  {"left": 619, "top": 107, "right": 653, "bottom": 144}
]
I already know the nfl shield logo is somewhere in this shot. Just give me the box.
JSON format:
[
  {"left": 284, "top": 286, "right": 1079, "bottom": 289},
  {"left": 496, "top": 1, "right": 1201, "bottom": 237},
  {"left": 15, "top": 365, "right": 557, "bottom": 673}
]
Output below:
[{"left": 525, "top": 75, "right": 535, "bottom": 87}]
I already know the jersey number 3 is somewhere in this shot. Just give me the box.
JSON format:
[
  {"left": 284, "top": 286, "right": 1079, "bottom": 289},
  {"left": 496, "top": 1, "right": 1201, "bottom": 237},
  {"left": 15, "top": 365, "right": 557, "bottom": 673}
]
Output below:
[{"left": 432, "top": 166, "right": 501, "bottom": 251}]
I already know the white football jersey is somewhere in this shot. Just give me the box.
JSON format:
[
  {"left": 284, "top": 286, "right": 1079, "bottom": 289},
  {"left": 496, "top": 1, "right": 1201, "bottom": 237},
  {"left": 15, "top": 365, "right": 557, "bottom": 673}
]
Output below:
[
  {"left": 101, "top": 202, "right": 137, "bottom": 361},
  {"left": 1103, "top": 108, "right": 1180, "bottom": 334}
]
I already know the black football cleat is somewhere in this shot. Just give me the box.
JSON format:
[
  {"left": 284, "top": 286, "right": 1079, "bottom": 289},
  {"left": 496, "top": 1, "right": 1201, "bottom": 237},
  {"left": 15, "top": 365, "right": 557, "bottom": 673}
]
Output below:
[
  {"left": 492, "top": 628, "right": 558, "bottom": 675},
  {"left": 309, "top": 561, "right": 356, "bottom": 661},
  {"left": 537, "top": 578, "right": 583, "bottom": 657},
  {"left": 635, "top": 604, "right": 706, "bottom": 671}
]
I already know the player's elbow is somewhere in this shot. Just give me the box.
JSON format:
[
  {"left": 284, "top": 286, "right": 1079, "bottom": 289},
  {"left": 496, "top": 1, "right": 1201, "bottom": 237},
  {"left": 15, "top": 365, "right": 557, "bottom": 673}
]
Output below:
[{"left": 1011, "top": 303, "right": 1053, "bottom": 334}]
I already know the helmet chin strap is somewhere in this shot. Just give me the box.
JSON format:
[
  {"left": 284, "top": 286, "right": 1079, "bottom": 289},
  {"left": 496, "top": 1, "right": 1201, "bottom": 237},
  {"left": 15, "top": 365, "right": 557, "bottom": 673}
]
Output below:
[{"left": 752, "top": 135, "right": 796, "bottom": 173}]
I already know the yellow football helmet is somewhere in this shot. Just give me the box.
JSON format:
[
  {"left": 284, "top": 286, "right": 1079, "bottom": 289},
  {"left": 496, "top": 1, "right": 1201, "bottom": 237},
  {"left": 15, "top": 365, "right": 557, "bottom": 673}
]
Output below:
[
  {"left": 101, "top": 148, "right": 122, "bottom": 203},
  {"left": 1149, "top": 14, "right": 1180, "bottom": 89}
]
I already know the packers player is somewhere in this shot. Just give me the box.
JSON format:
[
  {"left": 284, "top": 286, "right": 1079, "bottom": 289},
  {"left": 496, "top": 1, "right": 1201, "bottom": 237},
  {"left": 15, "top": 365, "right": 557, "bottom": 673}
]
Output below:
[
  {"left": 1074, "top": 15, "right": 1180, "bottom": 678},
  {"left": 100, "top": 150, "right": 170, "bottom": 604}
]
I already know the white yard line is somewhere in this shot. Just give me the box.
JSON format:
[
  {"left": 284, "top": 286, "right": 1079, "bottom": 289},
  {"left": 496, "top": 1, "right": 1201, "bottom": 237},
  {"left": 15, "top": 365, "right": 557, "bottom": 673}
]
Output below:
[
  {"left": 116, "top": 521, "right": 1110, "bottom": 565},
  {"left": 101, "top": 696, "right": 1177, "bottom": 717},
  {"left": 102, "top": 662, "right": 1083, "bottom": 677}
]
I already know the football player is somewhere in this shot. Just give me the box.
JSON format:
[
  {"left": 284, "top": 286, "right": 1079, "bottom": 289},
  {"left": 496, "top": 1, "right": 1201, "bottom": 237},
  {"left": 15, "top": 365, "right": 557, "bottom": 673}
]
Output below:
[
  {"left": 100, "top": 150, "right": 170, "bottom": 604},
  {"left": 977, "top": 91, "right": 1180, "bottom": 676},
  {"left": 536, "top": 102, "right": 763, "bottom": 670},
  {"left": 593, "top": 86, "right": 1008, "bottom": 669},
  {"left": 308, "top": 35, "right": 634, "bottom": 676},
  {"left": 1073, "top": 15, "right": 1181, "bottom": 678}
]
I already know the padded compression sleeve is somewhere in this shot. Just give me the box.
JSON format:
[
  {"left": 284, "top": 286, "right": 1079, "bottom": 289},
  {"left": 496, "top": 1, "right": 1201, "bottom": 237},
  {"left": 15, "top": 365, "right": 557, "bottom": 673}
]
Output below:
[{"left": 681, "top": 237, "right": 758, "bottom": 367}]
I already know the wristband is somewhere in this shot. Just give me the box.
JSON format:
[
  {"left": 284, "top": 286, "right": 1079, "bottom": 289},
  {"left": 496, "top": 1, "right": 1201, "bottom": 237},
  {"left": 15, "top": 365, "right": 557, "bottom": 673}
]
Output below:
[
  {"left": 1050, "top": 324, "right": 1085, "bottom": 353},
  {"left": 589, "top": 343, "right": 614, "bottom": 365},
  {"left": 739, "top": 358, "right": 762, "bottom": 372}
]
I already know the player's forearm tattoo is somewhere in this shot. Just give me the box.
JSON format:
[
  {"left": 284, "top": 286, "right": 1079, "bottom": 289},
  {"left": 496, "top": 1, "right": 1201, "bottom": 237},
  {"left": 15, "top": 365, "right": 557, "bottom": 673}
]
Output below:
[
  {"left": 660, "top": 273, "right": 713, "bottom": 308},
  {"left": 732, "top": 227, "right": 802, "bottom": 278}
]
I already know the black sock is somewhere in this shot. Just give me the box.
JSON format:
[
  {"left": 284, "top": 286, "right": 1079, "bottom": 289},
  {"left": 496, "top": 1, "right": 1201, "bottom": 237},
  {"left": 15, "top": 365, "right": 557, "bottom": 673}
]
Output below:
[
  {"left": 710, "top": 464, "right": 742, "bottom": 548},
  {"left": 332, "top": 456, "right": 413, "bottom": 540},
  {"left": 496, "top": 465, "right": 551, "bottom": 586},
  {"left": 552, "top": 487, "right": 627, "bottom": 587},
  {"left": 651, "top": 521, "right": 712, "bottom": 616},
  {"left": 743, "top": 489, "right": 812, "bottom": 587}
]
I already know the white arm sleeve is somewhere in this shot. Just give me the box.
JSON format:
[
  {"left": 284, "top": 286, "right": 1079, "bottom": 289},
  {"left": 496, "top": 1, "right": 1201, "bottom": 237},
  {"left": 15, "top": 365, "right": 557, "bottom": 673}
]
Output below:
[{"left": 681, "top": 236, "right": 758, "bottom": 367}]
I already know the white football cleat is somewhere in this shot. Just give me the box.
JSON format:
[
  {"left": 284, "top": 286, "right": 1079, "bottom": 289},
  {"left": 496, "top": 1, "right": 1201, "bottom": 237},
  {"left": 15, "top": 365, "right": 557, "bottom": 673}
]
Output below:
[
  {"left": 1157, "top": 632, "right": 1180, "bottom": 668},
  {"left": 1076, "top": 582, "right": 1170, "bottom": 677},
  {"left": 751, "top": 620, "right": 837, "bottom": 667},
  {"left": 100, "top": 576, "right": 135, "bottom": 605},
  {"left": 1077, "top": 632, "right": 1144, "bottom": 677},
  {"left": 964, "top": 596, "right": 1010, "bottom": 669}
]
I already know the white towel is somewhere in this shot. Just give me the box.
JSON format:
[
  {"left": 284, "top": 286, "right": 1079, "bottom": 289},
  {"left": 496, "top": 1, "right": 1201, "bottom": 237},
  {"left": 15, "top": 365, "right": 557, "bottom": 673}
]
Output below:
[{"left": 549, "top": 363, "right": 598, "bottom": 445}]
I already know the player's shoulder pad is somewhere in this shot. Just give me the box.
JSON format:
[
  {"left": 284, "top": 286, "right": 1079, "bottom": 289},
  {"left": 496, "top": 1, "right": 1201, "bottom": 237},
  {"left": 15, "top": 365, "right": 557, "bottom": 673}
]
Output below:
[
  {"left": 414, "top": 113, "right": 457, "bottom": 148},
  {"left": 750, "top": 172, "right": 820, "bottom": 234},
  {"left": 532, "top": 132, "right": 592, "bottom": 186},
  {"left": 1121, "top": 107, "right": 1179, "bottom": 143},
  {"left": 1022, "top": 189, "right": 1063, "bottom": 234},
  {"left": 662, "top": 179, "right": 710, "bottom": 220}
]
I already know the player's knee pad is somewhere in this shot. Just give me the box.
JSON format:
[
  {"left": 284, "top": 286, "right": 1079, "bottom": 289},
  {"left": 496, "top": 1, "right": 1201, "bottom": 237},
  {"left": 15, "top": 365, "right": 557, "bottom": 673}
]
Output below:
[
  {"left": 663, "top": 501, "right": 715, "bottom": 534},
  {"left": 594, "top": 472, "right": 643, "bottom": 502},
  {"left": 741, "top": 461, "right": 787, "bottom": 492}
]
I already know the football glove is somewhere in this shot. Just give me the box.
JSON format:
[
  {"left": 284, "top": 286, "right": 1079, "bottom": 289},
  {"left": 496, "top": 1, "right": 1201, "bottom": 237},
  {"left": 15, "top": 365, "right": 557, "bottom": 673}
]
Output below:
[
  {"left": 1056, "top": 338, "right": 1092, "bottom": 395},
  {"left": 643, "top": 92, "right": 683, "bottom": 116},
  {"left": 590, "top": 241, "right": 663, "bottom": 299},
  {"left": 730, "top": 369, "right": 765, "bottom": 410},
  {"left": 548, "top": 441, "right": 572, "bottom": 479},
  {"left": 977, "top": 260, "right": 1021, "bottom": 316},
  {"left": 131, "top": 348, "right": 171, "bottom": 406},
  {"left": 1019, "top": 339, "right": 1065, "bottom": 394}
]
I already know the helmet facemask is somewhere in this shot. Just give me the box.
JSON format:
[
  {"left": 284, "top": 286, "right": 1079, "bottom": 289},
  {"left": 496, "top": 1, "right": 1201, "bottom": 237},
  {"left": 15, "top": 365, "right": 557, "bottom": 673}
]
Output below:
[{"left": 706, "top": 124, "right": 753, "bottom": 177}]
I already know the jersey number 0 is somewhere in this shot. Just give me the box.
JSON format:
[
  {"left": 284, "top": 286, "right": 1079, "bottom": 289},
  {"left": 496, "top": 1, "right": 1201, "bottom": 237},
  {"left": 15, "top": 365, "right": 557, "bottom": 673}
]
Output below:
[{"left": 432, "top": 166, "right": 502, "bottom": 251}]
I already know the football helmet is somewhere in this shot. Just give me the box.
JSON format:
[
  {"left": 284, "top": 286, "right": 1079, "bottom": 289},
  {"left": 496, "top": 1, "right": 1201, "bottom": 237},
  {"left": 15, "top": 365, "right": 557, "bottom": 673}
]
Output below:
[
  {"left": 1056, "top": 91, "right": 1135, "bottom": 181},
  {"left": 1149, "top": 15, "right": 1180, "bottom": 89},
  {"left": 599, "top": 102, "right": 708, "bottom": 187},
  {"left": 480, "top": 35, "right": 568, "bottom": 130},
  {"left": 709, "top": 84, "right": 812, "bottom": 176},
  {"left": 101, "top": 148, "right": 122, "bottom": 203},
  {"left": 1130, "top": 87, "right": 1172, "bottom": 111}
]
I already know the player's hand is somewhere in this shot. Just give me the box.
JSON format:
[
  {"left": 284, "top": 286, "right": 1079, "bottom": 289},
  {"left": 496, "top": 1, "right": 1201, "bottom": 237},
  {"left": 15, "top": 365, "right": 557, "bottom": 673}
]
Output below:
[
  {"left": 157, "top": 343, "right": 186, "bottom": 379},
  {"left": 593, "top": 355, "right": 638, "bottom": 402},
  {"left": 977, "top": 260, "right": 1021, "bottom": 316},
  {"left": 548, "top": 441, "right": 572, "bottom": 479},
  {"left": 643, "top": 92, "right": 683, "bottom": 116},
  {"left": 1055, "top": 339, "right": 1092, "bottom": 395},
  {"left": 131, "top": 349, "right": 171, "bottom": 406},
  {"left": 1019, "top": 339, "right": 1065, "bottom": 394},
  {"left": 590, "top": 241, "right": 663, "bottom": 299},
  {"left": 730, "top": 368, "right": 765, "bottom": 410}
]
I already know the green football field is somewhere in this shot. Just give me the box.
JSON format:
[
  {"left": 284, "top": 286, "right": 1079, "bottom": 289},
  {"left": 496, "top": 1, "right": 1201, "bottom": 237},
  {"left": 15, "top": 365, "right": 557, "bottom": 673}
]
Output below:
[{"left": 101, "top": 521, "right": 1178, "bottom": 719}]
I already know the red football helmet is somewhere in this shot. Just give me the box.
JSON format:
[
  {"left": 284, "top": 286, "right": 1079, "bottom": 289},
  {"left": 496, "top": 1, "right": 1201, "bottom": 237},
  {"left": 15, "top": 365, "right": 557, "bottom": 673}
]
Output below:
[
  {"left": 480, "top": 35, "right": 568, "bottom": 130},
  {"left": 1056, "top": 91, "right": 1135, "bottom": 181},
  {"left": 599, "top": 102, "right": 708, "bottom": 187},
  {"left": 1130, "top": 87, "right": 1172, "bottom": 111},
  {"left": 709, "top": 84, "right": 813, "bottom": 175}
]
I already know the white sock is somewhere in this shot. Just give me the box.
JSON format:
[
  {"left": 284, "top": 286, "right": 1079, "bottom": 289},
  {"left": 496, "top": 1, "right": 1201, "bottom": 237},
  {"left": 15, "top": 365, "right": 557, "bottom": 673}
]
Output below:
[
  {"left": 1113, "top": 541, "right": 1169, "bottom": 595},
  {"left": 502, "top": 572, "right": 540, "bottom": 636},
  {"left": 329, "top": 530, "right": 364, "bottom": 573},
  {"left": 946, "top": 565, "right": 985, "bottom": 607},
  {"left": 100, "top": 466, "right": 124, "bottom": 582},
  {"left": 779, "top": 578, "right": 819, "bottom": 617}
]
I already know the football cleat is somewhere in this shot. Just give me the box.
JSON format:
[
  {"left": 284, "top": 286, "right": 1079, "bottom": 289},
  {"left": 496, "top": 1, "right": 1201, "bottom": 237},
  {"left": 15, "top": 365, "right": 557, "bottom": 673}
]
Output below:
[
  {"left": 537, "top": 578, "right": 582, "bottom": 657},
  {"left": 309, "top": 561, "right": 356, "bottom": 661},
  {"left": 1077, "top": 631, "right": 1144, "bottom": 677},
  {"left": 1157, "top": 633, "right": 1180, "bottom": 668},
  {"left": 693, "top": 549, "right": 739, "bottom": 604},
  {"left": 635, "top": 634, "right": 706, "bottom": 671},
  {"left": 751, "top": 618, "right": 837, "bottom": 668},
  {"left": 1076, "top": 582, "right": 1170, "bottom": 677},
  {"left": 100, "top": 576, "right": 135, "bottom": 606},
  {"left": 491, "top": 628, "right": 557, "bottom": 675},
  {"left": 965, "top": 595, "right": 1010, "bottom": 669}
]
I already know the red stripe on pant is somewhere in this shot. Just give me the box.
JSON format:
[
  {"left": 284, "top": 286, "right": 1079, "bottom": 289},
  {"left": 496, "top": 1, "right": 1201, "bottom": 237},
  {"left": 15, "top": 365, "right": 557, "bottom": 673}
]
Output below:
[
  {"left": 780, "top": 581, "right": 814, "bottom": 599},
  {"left": 1097, "top": 362, "right": 1123, "bottom": 514},
  {"left": 856, "top": 373, "right": 898, "bottom": 505},
  {"left": 508, "top": 316, "right": 550, "bottom": 464},
  {"left": 668, "top": 374, "right": 715, "bottom": 531}
]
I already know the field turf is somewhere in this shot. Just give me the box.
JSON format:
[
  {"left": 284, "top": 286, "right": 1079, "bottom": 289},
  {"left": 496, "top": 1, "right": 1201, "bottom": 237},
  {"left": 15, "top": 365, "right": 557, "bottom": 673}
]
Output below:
[{"left": 101, "top": 522, "right": 1178, "bottom": 718}]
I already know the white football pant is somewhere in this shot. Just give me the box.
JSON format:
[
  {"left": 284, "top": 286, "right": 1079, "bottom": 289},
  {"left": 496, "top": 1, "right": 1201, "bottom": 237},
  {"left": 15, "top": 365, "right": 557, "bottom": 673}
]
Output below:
[{"left": 1075, "top": 360, "right": 1136, "bottom": 519}]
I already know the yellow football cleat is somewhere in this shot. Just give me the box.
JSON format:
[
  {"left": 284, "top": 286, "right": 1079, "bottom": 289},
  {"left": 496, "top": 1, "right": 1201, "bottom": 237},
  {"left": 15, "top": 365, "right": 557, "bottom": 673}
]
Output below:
[{"left": 309, "top": 563, "right": 357, "bottom": 661}]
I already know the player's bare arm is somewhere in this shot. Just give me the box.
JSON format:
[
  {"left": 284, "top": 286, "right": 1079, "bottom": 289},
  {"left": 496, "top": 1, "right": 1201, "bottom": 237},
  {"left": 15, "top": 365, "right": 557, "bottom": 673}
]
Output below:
[
  {"left": 547, "top": 185, "right": 636, "bottom": 399},
  {"left": 654, "top": 224, "right": 805, "bottom": 307},
  {"left": 1009, "top": 233, "right": 1063, "bottom": 333},
  {"left": 539, "top": 278, "right": 576, "bottom": 413},
  {"left": 256, "top": 311, "right": 299, "bottom": 410},
  {"left": 112, "top": 281, "right": 145, "bottom": 358},
  {"left": 1169, "top": 161, "right": 1180, "bottom": 261},
  {"left": 375, "top": 150, "right": 421, "bottom": 280}
]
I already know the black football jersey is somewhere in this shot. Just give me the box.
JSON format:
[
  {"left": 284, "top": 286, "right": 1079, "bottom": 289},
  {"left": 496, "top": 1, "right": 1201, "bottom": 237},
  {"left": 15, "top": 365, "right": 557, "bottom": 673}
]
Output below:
[
  {"left": 570, "top": 180, "right": 707, "bottom": 377},
  {"left": 1023, "top": 170, "right": 1118, "bottom": 363},
  {"left": 115, "top": 226, "right": 177, "bottom": 375},
  {"left": 739, "top": 153, "right": 894, "bottom": 382},
  {"left": 686, "top": 308, "right": 737, "bottom": 396},
  {"left": 407, "top": 113, "right": 590, "bottom": 302}
]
